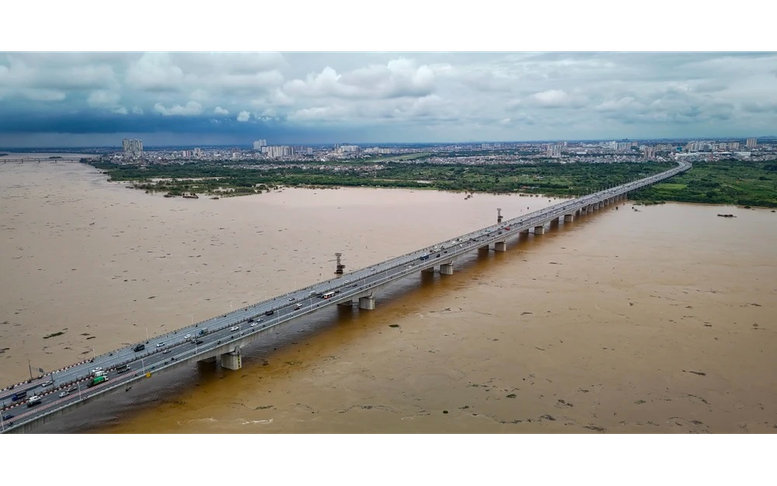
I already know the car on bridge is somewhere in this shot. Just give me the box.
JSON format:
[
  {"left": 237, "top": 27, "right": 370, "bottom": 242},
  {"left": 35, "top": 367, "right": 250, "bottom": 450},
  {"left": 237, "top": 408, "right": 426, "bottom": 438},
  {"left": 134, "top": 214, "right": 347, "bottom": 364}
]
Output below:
[
  {"left": 2, "top": 413, "right": 14, "bottom": 421},
  {"left": 59, "top": 390, "right": 69, "bottom": 398},
  {"left": 230, "top": 326, "right": 239, "bottom": 332},
  {"left": 133, "top": 344, "right": 145, "bottom": 352},
  {"left": 156, "top": 342, "right": 165, "bottom": 348},
  {"left": 27, "top": 396, "right": 42, "bottom": 408},
  {"left": 265, "top": 310, "right": 275, "bottom": 316}
]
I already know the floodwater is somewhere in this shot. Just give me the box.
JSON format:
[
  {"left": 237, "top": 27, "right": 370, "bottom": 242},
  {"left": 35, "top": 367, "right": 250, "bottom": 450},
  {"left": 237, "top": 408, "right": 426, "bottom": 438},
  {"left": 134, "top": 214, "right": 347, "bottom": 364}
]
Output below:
[{"left": 1, "top": 158, "right": 776, "bottom": 433}]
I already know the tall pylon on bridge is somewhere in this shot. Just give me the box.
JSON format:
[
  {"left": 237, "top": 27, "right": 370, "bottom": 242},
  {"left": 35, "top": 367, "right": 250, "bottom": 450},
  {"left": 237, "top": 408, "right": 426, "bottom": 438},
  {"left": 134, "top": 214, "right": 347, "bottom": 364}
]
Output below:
[
  {"left": 335, "top": 253, "right": 345, "bottom": 275},
  {"left": 497, "top": 208, "right": 503, "bottom": 223}
]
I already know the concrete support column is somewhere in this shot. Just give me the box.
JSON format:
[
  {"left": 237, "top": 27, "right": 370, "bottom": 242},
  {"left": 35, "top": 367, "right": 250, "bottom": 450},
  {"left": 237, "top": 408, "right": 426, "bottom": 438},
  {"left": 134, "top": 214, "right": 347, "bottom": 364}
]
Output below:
[
  {"left": 494, "top": 241, "right": 507, "bottom": 252},
  {"left": 478, "top": 245, "right": 490, "bottom": 251},
  {"left": 564, "top": 214, "right": 574, "bottom": 222},
  {"left": 534, "top": 225, "right": 545, "bottom": 234},
  {"left": 581, "top": 206, "right": 587, "bottom": 214},
  {"left": 439, "top": 263, "right": 454, "bottom": 275},
  {"left": 359, "top": 296, "right": 376, "bottom": 310},
  {"left": 221, "top": 351, "right": 242, "bottom": 370}
]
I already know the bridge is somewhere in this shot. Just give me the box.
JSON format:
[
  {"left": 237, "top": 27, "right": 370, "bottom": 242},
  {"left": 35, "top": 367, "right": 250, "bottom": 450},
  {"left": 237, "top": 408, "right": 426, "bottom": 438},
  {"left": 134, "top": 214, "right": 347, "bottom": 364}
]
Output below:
[{"left": 0, "top": 161, "right": 691, "bottom": 433}]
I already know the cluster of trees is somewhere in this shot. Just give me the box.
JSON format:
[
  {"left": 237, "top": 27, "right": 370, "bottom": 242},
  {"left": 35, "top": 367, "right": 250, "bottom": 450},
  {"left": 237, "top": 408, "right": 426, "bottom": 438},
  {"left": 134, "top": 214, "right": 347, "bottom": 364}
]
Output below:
[
  {"left": 87, "top": 159, "right": 677, "bottom": 199},
  {"left": 85, "top": 157, "right": 777, "bottom": 207},
  {"left": 631, "top": 160, "right": 777, "bottom": 208}
]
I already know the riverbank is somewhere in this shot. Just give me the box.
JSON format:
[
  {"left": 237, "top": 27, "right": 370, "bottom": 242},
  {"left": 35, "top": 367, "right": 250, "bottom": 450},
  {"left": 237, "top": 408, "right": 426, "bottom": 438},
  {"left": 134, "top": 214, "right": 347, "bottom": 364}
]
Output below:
[
  {"left": 85, "top": 158, "right": 777, "bottom": 208},
  {"left": 85, "top": 159, "right": 675, "bottom": 199},
  {"left": 630, "top": 160, "right": 777, "bottom": 208}
]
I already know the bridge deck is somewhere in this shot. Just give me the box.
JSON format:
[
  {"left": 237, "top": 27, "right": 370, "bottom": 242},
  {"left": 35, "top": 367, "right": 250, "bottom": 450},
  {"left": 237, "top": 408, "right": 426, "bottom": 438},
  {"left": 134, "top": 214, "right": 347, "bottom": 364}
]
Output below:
[{"left": 0, "top": 161, "right": 691, "bottom": 433}]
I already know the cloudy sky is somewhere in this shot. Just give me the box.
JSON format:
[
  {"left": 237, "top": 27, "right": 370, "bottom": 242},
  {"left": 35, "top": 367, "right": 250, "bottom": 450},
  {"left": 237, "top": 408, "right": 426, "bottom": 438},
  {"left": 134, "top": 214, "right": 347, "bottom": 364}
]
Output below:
[{"left": 0, "top": 52, "right": 775, "bottom": 147}]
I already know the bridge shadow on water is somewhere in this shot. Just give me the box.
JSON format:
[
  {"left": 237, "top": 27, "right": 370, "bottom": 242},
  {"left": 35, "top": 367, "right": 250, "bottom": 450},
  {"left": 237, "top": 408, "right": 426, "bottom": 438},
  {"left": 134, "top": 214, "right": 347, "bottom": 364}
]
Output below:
[{"left": 33, "top": 206, "right": 614, "bottom": 433}]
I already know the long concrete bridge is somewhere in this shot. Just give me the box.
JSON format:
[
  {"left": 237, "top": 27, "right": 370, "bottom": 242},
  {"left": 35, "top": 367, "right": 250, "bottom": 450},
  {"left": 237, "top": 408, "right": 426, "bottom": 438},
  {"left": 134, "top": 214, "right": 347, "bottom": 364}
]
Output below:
[{"left": 0, "top": 161, "right": 691, "bottom": 433}]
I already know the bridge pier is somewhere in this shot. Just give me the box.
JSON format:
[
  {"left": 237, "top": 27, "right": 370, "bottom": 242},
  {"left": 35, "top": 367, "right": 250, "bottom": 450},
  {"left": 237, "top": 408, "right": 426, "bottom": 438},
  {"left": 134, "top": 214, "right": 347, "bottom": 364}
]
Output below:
[
  {"left": 439, "top": 263, "right": 454, "bottom": 275},
  {"left": 494, "top": 241, "right": 507, "bottom": 252},
  {"left": 534, "top": 225, "right": 545, "bottom": 235},
  {"left": 359, "top": 296, "right": 376, "bottom": 310},
  {"left": 564, "top": 214, "right": 574, "bottom": 222},
  {"left": 220, "top": 350, "right": 242, "bottom": 370}
]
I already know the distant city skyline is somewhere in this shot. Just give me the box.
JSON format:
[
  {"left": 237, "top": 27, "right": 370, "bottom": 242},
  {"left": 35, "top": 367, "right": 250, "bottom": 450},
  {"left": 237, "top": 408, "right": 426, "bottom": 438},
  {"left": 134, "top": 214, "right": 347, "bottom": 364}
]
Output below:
[{"left": 1, "top": 52, "right": 776, "bottom": 148}]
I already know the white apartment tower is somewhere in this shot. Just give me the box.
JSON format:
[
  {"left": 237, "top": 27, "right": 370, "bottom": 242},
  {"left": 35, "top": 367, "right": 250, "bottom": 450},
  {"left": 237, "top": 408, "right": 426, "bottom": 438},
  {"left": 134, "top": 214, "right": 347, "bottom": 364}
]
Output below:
[{"left": 122, "top": 138, "right": 143, "bottom": 157}]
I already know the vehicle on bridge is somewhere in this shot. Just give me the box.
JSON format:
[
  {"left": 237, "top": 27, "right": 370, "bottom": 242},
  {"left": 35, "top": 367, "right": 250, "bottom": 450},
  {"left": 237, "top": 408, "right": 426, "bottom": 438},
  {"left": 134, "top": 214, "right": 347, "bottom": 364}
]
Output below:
[
  {"left": 87, "top": 375, "right": 108, "bottom": 388},
  {"left": 11, "top": 391, "right": 27, "bottom": 402},
  {"left": 116, "top": 365, "right": 131, "bottom": 374},
  {"left": 198, "top": 328, "right": 209, "bottom": 336},
  {"left": 133, "top": 344, "right": 145, "bottom": 352},
  {"left": 27, "top": 396, "right": 42, "bottom": 408},
  {"left": 322, "top": 291, "right": 336, "bottom": 299}
]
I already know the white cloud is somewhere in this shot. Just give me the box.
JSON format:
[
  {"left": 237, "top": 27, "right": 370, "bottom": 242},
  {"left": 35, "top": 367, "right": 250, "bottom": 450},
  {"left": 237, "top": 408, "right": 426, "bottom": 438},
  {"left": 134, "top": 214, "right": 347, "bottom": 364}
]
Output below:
[
  {"left": 531, "top": 89, "right": 575, "bottom": 107},
  {"left": 284, "top": 58, "right": 438, "bottom": 100},
  {"left": 126, "top": 53, "right": 185, "bottom": 92},
  {"left": 87, "top": 90, "right": 120, "bottom": 107},
  {"left": 3, "top": 52, "right": 777, "bottom": 141},
  {"left": 153, "top": 101, "right": 203, "bottom": 116},
  {"left": 20, "top": 89, "right": 66, "bottom": 101}
]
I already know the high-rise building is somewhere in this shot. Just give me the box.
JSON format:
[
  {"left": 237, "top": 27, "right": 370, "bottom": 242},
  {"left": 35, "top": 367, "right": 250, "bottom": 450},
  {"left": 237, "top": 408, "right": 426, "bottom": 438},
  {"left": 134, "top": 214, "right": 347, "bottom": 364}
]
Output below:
[
  {"left": 122, "top": 138, "right": 143, "bottom": 157},
  {"left": 253, "top": 139, "right": 267, "bottom": 150},
  {"left": 265, "top": 146, "right": 294, "bottom": 158},
  {"left": 642, "top": 146, "right": 656, "bottom": 160},
  {"left": 746, "top": 138, "right": 757, "bottom": 149}
]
